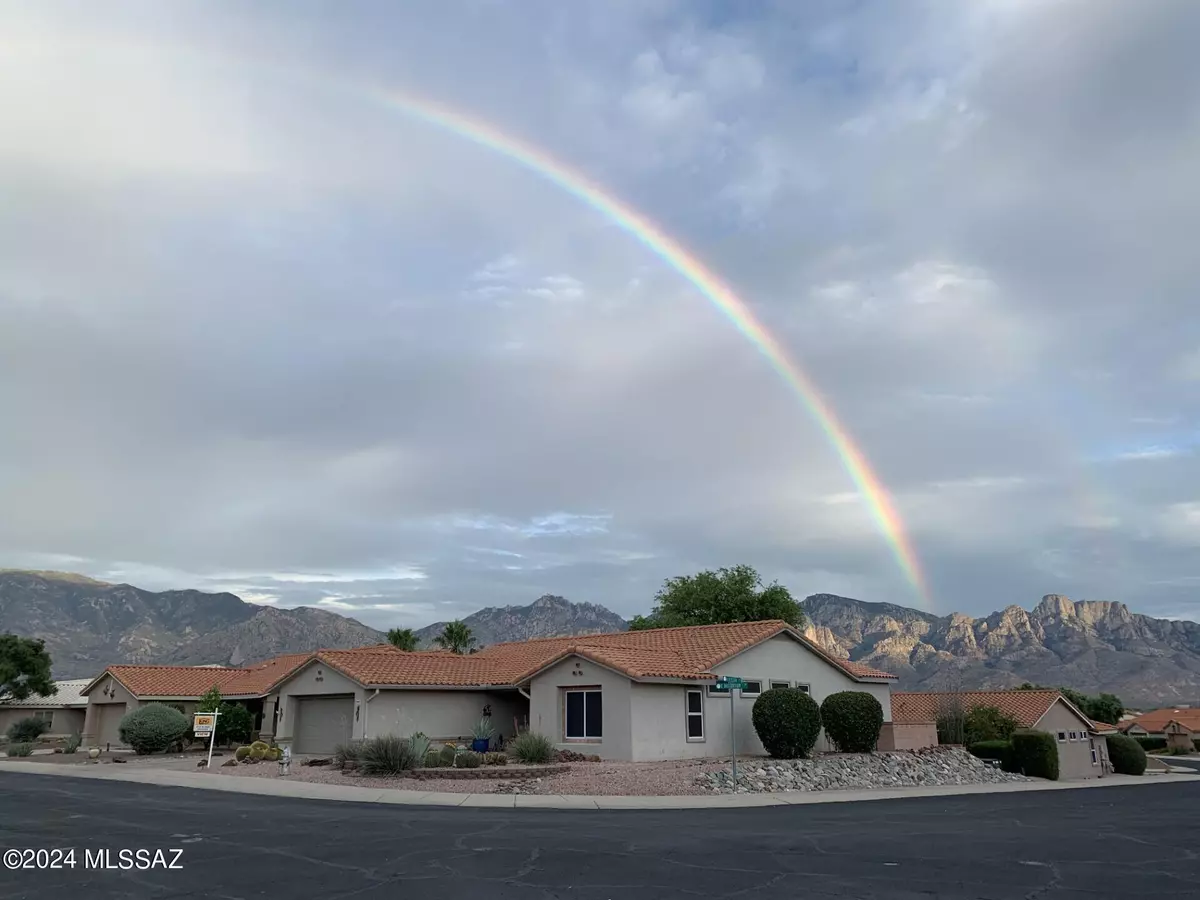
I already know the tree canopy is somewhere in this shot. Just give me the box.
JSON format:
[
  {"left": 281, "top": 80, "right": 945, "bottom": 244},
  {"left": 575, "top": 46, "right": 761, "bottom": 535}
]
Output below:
[
  {"left": 1018, "top": 683, "right": 1124, "bottom": 724},
  {"left": 628, "top": 565, "right": 804, "bottom": 631},
  {"left": 387, "top": 628, "right": 418, "bottom": 651},
  {"left": 433, "top": 620, "right": 476, "bottom": 654},
  {"left": 0, "top": 634, "right": 56, "bottom": 704}
]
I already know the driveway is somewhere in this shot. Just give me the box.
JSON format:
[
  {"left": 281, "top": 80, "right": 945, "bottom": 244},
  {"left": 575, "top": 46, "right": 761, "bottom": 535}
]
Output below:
[{"left": 2, "top": 771, "right": 1197, "bottom": 899}]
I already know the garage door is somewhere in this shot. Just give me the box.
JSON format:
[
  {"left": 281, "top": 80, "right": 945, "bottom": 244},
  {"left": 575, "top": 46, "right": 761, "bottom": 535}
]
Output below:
[
  {"left": 96, "top": 704, "right": 126, "bottom": 748},
  {"left": 294, "top": 696, "right": 354, "bottom": 755}
]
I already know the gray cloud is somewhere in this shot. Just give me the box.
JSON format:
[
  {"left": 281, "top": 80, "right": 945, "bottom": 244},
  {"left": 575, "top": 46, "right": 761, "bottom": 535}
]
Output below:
[{"left": 2, "top": 0, "right": 1198, "bottom": 627}]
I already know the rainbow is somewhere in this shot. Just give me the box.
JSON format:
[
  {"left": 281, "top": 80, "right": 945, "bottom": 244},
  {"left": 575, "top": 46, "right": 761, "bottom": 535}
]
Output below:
[{"left": 7, "top": 37, "right": 934, "bottom": 607}]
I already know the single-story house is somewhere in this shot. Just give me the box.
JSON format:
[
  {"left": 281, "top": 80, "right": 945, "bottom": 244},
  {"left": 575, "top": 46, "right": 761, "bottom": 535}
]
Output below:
[
  {"left": 891, "top": 689, "right": 1111, "bottom": 780},
  {"left": 1120, "top": 708, "right": 1200, "bottom": 751},
  {"left": 81, "top": 619, "right": 912, "bottom": 760},
  {"left": 0, "top": 679, "right": 89, "bottom": 738}
]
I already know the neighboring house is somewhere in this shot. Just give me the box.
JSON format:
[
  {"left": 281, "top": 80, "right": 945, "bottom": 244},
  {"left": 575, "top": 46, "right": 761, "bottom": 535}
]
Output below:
[
  {"left": 1120, "top": 707, "right": 1200, "bottom": 745},
  {"left": 891, "top": 689, "right": 1111, "bottom": 780},
  {"left": 80, "top": 620, "right": 907, "bottom": 760},
  {"left": 0, "top": 679, "right": 89, "bottom": 737}
]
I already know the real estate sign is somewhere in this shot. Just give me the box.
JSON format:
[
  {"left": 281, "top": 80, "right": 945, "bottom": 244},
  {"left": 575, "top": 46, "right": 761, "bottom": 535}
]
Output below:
[{"left": 193, "top": 713, "right": 216, "bottom": 737}]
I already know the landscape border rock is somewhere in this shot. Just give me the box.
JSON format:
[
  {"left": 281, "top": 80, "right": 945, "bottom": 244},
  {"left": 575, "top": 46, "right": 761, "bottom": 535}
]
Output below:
[{"left": 404, "top": 764, "right": 569, "bottom": 780}]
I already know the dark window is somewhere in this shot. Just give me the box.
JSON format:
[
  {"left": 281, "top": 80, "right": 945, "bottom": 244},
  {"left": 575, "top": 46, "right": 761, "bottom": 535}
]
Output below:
[
  {"left": 796, "top": 684, "right": 811, "bottom": 694},
  {"left": 1057, "top": 732, "right": 1067, "bottom": 742},
  {"left": 769, "top": 681, "right": 790, "bottom": 691},
  {"left": 742, "top": 680, "right": 763, "bottom": 696},
  {"left": 565, "top": 690, "right": 602, "bottom": 740},
  {"left": 686, "top": 690, "right": 704, "bottom": 740}
]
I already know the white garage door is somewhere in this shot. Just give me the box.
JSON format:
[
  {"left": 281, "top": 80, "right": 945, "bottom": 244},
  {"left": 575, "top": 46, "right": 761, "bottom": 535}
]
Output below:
[
  {"left": 96, "top": 704, "right": 126, "bottom": 748},
  {"left": 294, "top": 696, "right": 354, "bottom": 755}
]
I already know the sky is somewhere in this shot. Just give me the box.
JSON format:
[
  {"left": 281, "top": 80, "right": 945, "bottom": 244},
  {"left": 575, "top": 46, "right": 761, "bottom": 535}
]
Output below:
[{"left": 1, "top": 0, "right": 1198, "bottom": 629}]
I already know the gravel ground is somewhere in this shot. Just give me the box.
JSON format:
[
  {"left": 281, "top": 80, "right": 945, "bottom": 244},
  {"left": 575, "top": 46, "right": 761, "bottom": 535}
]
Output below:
[{"left": 214, "top": 757, "right": 734, "bottom": 795}]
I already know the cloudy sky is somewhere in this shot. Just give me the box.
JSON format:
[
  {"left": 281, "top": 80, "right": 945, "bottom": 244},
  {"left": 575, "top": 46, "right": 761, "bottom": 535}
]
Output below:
[{"left": 2, "top": 0, "right": 1197, "bottom": 629}]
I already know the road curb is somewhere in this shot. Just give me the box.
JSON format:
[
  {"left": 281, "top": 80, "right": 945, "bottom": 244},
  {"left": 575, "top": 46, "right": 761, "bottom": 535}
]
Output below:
[{"left": 0, "top": 760, "right": 1191, "bottom": 809}]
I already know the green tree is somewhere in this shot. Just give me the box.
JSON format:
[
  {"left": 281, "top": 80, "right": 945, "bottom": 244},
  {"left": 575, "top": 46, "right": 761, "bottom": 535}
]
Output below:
[
  {"left": 964, "top": 705, "right": 1019, "bottom": 745},
  {"left": 628, "top": 565, "right": 804, "bottom": 631},
  {"left": 197, "top": 684, "right": 223, "bottom": 714},
  {"left": 434, "top": 621, "right": 476, "bottom": 654},
  {"left": 0, "top": 634, "right": 56, "bottom": 704},
  {"left": 387, "top": 628, "right": 418, "bottom": 651},
  {"left": 1017, "top": 683, "right": 1124, "bottom": 724}
]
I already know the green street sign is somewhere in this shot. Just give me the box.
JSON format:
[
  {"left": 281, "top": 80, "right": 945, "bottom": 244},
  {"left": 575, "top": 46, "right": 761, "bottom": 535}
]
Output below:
[{"left": 715, "top": 676, "right": 747, "bottom": 690}]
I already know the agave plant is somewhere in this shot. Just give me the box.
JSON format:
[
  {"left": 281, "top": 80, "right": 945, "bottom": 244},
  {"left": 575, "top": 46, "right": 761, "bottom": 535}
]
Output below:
[
  {"left": 471, "top": 717, "right": 496, "bottom": 741},
  {"left": 408, "top": 731, "right": 431, "bottom": 762}
]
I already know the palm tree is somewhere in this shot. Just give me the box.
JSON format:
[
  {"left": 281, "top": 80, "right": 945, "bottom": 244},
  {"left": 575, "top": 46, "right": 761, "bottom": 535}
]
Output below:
[
  {"left": 433, "top": 620, "right": 476, "bottom": 654},
  {"left": 386, "top": 628, "right": 418, "bottom": 651}
]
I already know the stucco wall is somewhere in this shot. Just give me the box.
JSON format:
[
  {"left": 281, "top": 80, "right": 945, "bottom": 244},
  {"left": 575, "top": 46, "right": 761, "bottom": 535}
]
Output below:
[
  {"left": 709, "top": 634, "right": 893, "bottom": 756},
  {"left": 271, "top": 661, "right": 365, "bottom": 744},
  {"left": 1037, "top": 701, "right": 1104, "bottom": 780},
  {"left": 629, "top": 683, "right": 714, "bottom": 762},
  {"left": 529, "top": 656, "right": 632, "bottom": 760},
  {"left": 364, "top": 690, "right": 522, "bottom": 744},
  {"left": 82, "top": 675, "right": 139, "bottom": 747},
  {"left": 878, "top": 721, "right": 937, "bottom": 751}
]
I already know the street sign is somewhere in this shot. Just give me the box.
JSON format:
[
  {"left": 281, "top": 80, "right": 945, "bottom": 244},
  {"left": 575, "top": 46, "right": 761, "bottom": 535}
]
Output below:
[
  {"left": 715, "top": 676, "right": 747, "bottom": 691},
  {"left": 193, "top": 713, "right": 216, "bottom": 736}
]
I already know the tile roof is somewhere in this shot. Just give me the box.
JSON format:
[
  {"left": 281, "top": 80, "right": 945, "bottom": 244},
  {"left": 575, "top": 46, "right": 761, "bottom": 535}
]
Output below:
[
  {"left": 1120, "top": 707, "right": 1200, "bottom": 734},
  {"left": 891, "top": 690, "right": 1090, "bottom": 729},
  {"left": 82, "top": 620, "right": 897, "bottom": 697},
  {"left": 0, "top": 679, "right": 90, "bottom": 708}
]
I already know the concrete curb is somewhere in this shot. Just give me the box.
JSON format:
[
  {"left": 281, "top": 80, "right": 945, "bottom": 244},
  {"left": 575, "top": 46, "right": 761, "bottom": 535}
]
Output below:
[{"left": 0, "top": 760, "right": 1192, "bottom": 810}]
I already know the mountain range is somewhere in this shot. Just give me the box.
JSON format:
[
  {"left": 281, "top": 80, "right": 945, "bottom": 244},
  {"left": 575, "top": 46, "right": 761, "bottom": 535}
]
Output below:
[{"left": 2, "top": 569, "right": 1198, "bottom": 706}]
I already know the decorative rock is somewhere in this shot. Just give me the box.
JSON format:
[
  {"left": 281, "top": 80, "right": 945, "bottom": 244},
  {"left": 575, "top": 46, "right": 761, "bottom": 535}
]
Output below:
[
  {"left": 113, "top": 757, "right": 126, "bottom": 764},
  {"left": 88, "top": 748, "right": 100, "bottom": 759},
  {"left": 196, "top": 760, "right": 207, "bottom": 768},
  {"left": 697, "top": 747, "right": 1030, "bottom": 794},
  {"left": 222, "top": 758, "right": 238, "bottom": 767}
]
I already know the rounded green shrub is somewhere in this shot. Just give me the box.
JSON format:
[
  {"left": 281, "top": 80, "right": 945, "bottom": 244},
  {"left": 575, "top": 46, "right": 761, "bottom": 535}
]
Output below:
[
  {"left": 423, "top": 750, "right": 443, "bottom": 768},
  {"left": 1010, "top": 729, "right": 1059, "bottom": 780},
  {"left": 438, "top": 744, "right": 458, "bottom": 766},
  {"left": 6, "top": 716, "right": 50, "bottom": 744},
  {"left": 215, "top": 705, "right": 255, "bottom": 746},
  {"left": 234, "top": 745, "right": 252, "bottom": 761},
  {"left": 1107, "top": 734, "right": 1147, "bottom": 776},
  {"left": 456, "top": 750, "right": 481, "bottom": 769},
  {"left": 509, "top": 732, "right": 554, "bottom": 765},
  {"left": 119, "top": 703, "right": 189, "bottom": 755},
  {"left": 963, "top": 705, "right": 1019, "bottom": 745},
  {"left": 751, "top": 687, "right": 822, "bottom": 759},
  {"left": 6, "top": 741, "right": 35, "bottom": 757},
  {"left": 820, "top": 691, "right": 884, "bottom": 753}
]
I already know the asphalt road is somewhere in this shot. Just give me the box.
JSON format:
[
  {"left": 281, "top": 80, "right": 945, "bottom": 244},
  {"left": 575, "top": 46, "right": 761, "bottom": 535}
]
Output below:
[{"left": 1, "top": 773, "right": 1197, "bottom": 899}]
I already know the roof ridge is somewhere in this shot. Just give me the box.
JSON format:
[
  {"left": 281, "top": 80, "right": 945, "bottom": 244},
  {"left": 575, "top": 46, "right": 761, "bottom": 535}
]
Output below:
[{"left": 479, "top": 619, "right": 792, "bottom": 650}]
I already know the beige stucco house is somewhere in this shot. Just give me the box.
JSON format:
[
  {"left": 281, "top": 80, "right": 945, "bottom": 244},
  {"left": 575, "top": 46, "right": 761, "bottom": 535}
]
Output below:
[
  {"left": 0, "top": 679, "right": 89, "bottom": 737},
  {"left": 891, "top": 689, "right": 1112, "bottom": 780},
  {"left": 81, "top": 620, "right": 906, "bottom": 759}
]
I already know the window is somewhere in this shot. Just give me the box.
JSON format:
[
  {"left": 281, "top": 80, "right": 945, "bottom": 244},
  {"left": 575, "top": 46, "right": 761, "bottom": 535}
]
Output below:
[
  {"left": 33, "top": 710, "right": 53, "bottom": 723},
  {"left": 741, "top": 680, "right": 763, "bottom": 697},
  {"left": 564, "top": 689, "right": 602, "bottom": 740},
  {"left": 1068, "top": 731, "right": 1077, "bottom": 742},
  {"left": 1057, "top": 731, "right": 1067, "bottom": 742},
  {"left": 795, "top": 684, "right": 811, "bottom": 694},
  {"left": 769, "top": 681, "right": 791, "bottom": 691},
  {"left": 685, "top": 690, "right": 704, "bottom": 741},
  {"left": 1090, "top": 741, "right": 1098, "bottom": 765},
  {"left": 708, "top": 684, "right": 729, "bottom": 696}
]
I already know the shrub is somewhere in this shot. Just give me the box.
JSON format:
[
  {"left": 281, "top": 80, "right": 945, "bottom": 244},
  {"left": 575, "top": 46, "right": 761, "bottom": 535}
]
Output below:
[
  {"left": 964, "top": 706, "right": 1019, "bottom": 745},
  {"left": 936, "top": 712, "right": 966, "bottom": 745},
  {"left": 483, "top": 751, "right": 507, "bottom": 766},
  {"left": 438, "top": 744, "right": 458, "bottom": 766},
  {"left": 64, "top": 733, "right": 82, "bottom": 754},
  {"left": 333, "top": 741, "right": 362, "bottom": 770},
  {"left": 234, "top": 745, "right": 252, "bottom": 762},
  {"left": 6, "top": 717, "right": 50, "bottom": 744},
  {"left": 423, "top": 750, "right": 443, "bottom": 768},
  {"left": 6, "top": 742, "right": 34, "bottom": 757},
  {"left": 1133, "top": 736, "right": 1166, "bottom": 752},
  {"left": 216, "top": 704, "right": 255, "bottom": 746},
  {"left": 820, "top": 691, "right": 884, "bottom": 753},
  {"left": 751, "top": 687, "right": 822, "bottom": 759},
  {"left": 1194, "top": 738, "right": 1200, "bottom": 753},
  {"left": 1107, "top": 734, "right": 1147, "bottom": 776},
  {"left": 1010, "top": 729, "right": 1059, "bottom": 780},
  {"left": 509, "top": 732, "right": 554, "bottom": 764},
  {"left": 119, "top": 703, "right": 189, "bottom": 755},
  {"left": 408, "top": 732, "right": 431, "bottom": 762},
  {"left": 359, "top": 734, "right": 416, "bottom": 776},
  {"left": 456, "top": 750, "right": 481, "bottom": 769},
  {"left": 968, "top": 740, "right": 1014, "bottom": 771}
]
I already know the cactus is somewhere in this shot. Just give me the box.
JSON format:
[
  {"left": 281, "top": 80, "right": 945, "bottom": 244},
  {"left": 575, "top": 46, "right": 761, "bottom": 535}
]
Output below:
[
  {"left": 249, "top": 745, "right": 265, "bottom": 761},
  {"left": 483, "top": 751, "right": 507, "bottom": 766},
  {"left": 423, "top": 750, "right": 442, "bottom": 768},
  {"left": 265, "top": 747, "right": 280, "bottom": 762},
  {"left": 456, "top": 750, "right": 481, "bottom": 769},
  {"left": 438, "top": 744, "right": 457, "bottom": 766},
  {"left": 250, "top": 740, "right": 269, "bottom": 752},
  {"left": 234, "top": 745, "right": 252, "bottom": 761}
]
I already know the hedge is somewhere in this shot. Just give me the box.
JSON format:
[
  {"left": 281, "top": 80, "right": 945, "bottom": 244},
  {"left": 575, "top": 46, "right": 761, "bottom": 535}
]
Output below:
[
  {"left": 1107, "top": 734, "right": 1147, "bottom": 776},
  {"left": 968, "top": 739, "right": 1014, "bottom": 772},
  {"left": 820, "top": 691, "right": 884, "bottom": 753},
  {"left": 751, "top": 688, "right": 821, "bottom": 759},
  {"left": 1132, "top": 736, "right": 1166, "bottom": 752},
  {"left": 1010, "top": 729, "right": 1059, "bottom": 780}
]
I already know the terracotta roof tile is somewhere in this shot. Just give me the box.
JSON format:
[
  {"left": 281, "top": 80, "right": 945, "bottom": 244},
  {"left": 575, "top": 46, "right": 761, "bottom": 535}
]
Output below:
[
  {"left": 101, "top": 665, "right": 253, "bottom": 698},
  {"left": 891, "top": 690, "right": 1074, "bottom": 729},
  {"left": 1121, "top": 707, "right": 1200, "bottom": 734}
]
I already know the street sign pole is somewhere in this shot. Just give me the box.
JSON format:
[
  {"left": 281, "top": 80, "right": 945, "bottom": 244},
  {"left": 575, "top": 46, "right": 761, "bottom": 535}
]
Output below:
[{"left": 729, "top": 686, "right": 737, "bottom": 779}]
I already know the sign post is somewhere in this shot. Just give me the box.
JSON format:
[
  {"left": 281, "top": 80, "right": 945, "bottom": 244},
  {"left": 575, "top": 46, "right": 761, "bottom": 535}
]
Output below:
[
  {"left": 193, "top": 711, "right": 219, "bottom": 769},
  {"left": 714, "top": 676, "right": 747, "bottom": 778}
]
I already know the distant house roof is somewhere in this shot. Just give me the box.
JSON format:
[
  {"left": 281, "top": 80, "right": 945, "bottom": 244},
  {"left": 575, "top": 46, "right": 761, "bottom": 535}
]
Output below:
[
  {"left": 79, "top": 620, "right": 897, "bottom": 698},
  {"left": 1122, "top": 708, "right": 1200, "bottom": 735},
  {"left": 0, "top": 679, "right": 90, "bottom": 709},
  {"left": 891, "top": 690, "right": 1096, "bottom": 732}
]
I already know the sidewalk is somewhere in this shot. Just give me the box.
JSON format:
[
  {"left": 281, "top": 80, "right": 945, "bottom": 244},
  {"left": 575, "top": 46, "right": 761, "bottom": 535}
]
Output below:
[{"left": 0, "top": 759, "right": 1192, "bottom": 809}]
